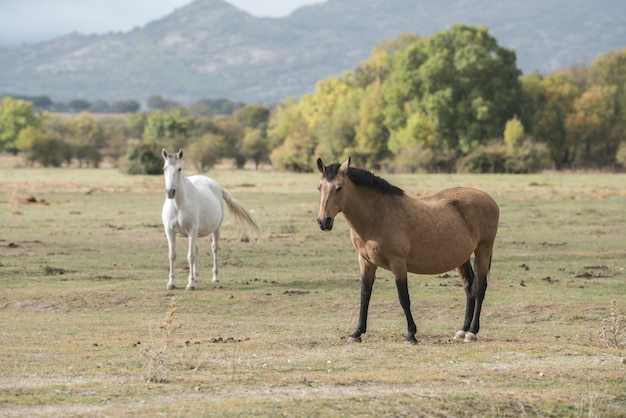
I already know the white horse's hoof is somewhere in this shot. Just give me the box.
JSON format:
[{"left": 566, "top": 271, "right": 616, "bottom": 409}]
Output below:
[
  {"left": 212, "top": 277, "right": 219, "bottom": 283},
  {"left": 186, "top": 285, "right": 195, "bottom": 291},
  {"left": 464, "top": 332, "right": 478, "bottom": 342},
  {"left": 166, "top": 284, "right": 176, "bottom": 290},
  {"left": 453, "top": 330, "right": 466, "bottom": 341}
]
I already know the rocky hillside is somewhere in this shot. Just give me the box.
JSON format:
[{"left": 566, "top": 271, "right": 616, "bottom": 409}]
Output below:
[{"left": 0, "top": 0, "right": 624, "bottom": 104}]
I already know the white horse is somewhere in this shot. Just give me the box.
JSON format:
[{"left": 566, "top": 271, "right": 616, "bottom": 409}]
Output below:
[{"left": 161, "top": 149, "right": 260, "bottom": 290}]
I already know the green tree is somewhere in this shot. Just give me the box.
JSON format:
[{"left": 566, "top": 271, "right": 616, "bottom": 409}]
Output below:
[
  {"left": 503, "top": 115, "right": 525, "bottom": 150},
  {"left": 66, "top": 111, "right": 105, "bottom": 149},
  {"left": 351, "top": 80, "right": 389, "bottom": 167},
  {"left": 0, "top": 97, "right": 40, "bottom": 152},
  {"left": 233, "top": 104, "right": 270, "bottom": 129},
  {"left": 241, "top": 129, "right": 269, "bottom": 169},
  {"left": 214, "top": 117, "right": 246, "bottom": 167},
  {"left": 111, "top": 100, "right": 141, "bottom": 113},
  {"left": 28, "top": 133, "right": 71, "bottom": 167},
  {"left": 531, "top": 72, "right": 580, "bottom": 168},
  {"left": 143, "top": 110, "right": 189, "bottom": 150},
  {"left": 383, "top": 25, "right": 523, "bottom": 155},
  {"left": 269, "top": 121, "right": 315, "bottom": 171},
  {"left": 267, "top": 98, "right": 304, "bottom": 150},
  {"left": 566, "top": 85, "right": 620, "bottom": 168},
  {"left": 188, "top": 133, "right": 225, "bottom": 171},
  {"left": 147, "top": 95, "right": 179, "bottom": 111},
  {"left": 388, "top": 110, "right": 436, "bottom": 154}
]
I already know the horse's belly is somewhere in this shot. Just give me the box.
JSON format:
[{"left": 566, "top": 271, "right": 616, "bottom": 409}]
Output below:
[{"left": 407, "top": 242, "right": 474, "bottom": 275}]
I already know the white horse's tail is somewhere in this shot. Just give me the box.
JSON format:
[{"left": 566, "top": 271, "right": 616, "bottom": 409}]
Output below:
[{"left": 222, "top": 188, "right": 261, "bottom": 239}]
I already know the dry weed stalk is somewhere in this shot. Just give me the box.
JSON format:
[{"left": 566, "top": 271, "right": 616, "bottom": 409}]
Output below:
[
  {"left": 140, "top": 297, "right": 182, "bottom": 383},
  {"left": 599, "top": 299, "right": 625, "bottom": 349}
]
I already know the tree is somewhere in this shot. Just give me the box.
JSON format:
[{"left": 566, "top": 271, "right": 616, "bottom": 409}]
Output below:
[
  {"left": 68, "top": 99, "right": 91, "bottom": 112},
  {"left": 188, "top": 133, "right": 225, "bottom": 171},
  {"left": 147, "top": 95, "right": 179, "bottom": 111},
  {"left": 566, "top": 85, "right": 619, "bottom": 168},
  {"left": 352, "top": 79, "right": 389, "bottom": 167},
  {"left": 270, "top": 121, "right": 315, "bottom": 171},
  {"left": 0, "top": 97, "right": 40, "bottom": 153},
  {"left": 241, "top": 129, "right": 269, "bottom": 169},
  {"left": 143, "top": 110, "right": 189, "bottom": 150},
  {"left": 503, "top": 116, "right": 525, "bottom": 151},
  {"left": 111, "top": 100, "right": 141, "bottom": 113},
  {"left": 28, "top": 132, "right": 71, "bottom": 167},
  {"left": 233, "top": 104, "right": 270, "bottom": 129},
  {"left": 383, "top": 25, "right": 523, "bottom": 155},
  {"left": 531, "top": 72, "right": 580, "bottom": 168},
  {"left": 66, "top": 111, "right": 105, "bottom": 149}
]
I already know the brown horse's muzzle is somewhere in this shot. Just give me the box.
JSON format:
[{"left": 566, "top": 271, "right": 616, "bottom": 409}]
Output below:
[{"left": 317, "top": 217, "right": 334, "bottom": 231}]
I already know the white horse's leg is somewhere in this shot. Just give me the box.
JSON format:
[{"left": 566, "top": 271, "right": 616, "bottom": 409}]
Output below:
[
  {"left": 211, "top": 229, "right": 220, "bottom": 283},
  {"left": 186, "top": 232, "right": 198, "bottom": 290},
  {"left": 165, "top": 230, "right": 176, "bottom": 290}
]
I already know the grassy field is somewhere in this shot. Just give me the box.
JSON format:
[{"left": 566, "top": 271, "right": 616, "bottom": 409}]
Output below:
[{"left": 0, "top": 164, "right": 625, "bottom": 417}]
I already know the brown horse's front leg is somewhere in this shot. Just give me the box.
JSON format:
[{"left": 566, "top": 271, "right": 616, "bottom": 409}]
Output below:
[
  {"left": 349, "top": 257, "right": 377, "bottom": 342},
  {"left": 395, "top": 277, "right": 418, "bottom": 344}
]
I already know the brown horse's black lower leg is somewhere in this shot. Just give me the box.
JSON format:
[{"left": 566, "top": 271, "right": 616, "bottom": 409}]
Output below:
[
  {"left": 395, "top": 277, "right": 418, "bottom": 344},
  {"left": 350, "top": 275, "right": 375, "bottom": 342},
  {"left": 458, "top": 260, "right": 476, "bottom": 333},
  {"left": 459, "top": 258, "right": 489, "bottom": 336}
]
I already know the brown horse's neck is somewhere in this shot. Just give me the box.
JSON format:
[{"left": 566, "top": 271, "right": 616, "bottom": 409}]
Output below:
[{"left": 342, "top": 186, "right": 404, "bottom": 237}]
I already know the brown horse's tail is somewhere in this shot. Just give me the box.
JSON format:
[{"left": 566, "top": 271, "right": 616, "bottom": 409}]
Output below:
[{"left": 222, "top": 188, "right": 261, "bottom": 239}]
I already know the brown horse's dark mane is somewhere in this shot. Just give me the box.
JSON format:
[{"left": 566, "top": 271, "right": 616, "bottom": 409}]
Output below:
[{"left": 323, "top": 163, "right": 405, "bottom": 196}]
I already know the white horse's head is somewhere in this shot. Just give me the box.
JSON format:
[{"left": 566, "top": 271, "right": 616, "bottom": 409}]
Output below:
[{"left": 162, "top": 148, "right": 184, "bottom": 199}]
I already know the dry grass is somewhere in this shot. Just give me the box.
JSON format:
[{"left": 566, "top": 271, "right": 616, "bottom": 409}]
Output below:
[{"left": 0, "top": 164, "right": 625, "bottom": 417}]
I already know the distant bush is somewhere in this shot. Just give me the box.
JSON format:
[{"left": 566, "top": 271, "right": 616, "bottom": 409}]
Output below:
[
  {"left": 28, "top": 134, "right": 72, "bottom": 167},
  {"left": 124, "top": 143, "right": 163, "bottom": 175},
  {"left": 457, "top": 140, "right": 551, "bottom": 173}
]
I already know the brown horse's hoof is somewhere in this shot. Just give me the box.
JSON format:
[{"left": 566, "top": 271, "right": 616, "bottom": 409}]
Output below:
[
  {"left": 405, "top": 335, "right": 418, "bottom": 345},
  {"left": 347, "top": 336, "right": 362, "bottom": 343},
  {"left": 463, "top": 332, "right": 477, "bottom": 342},
  {"left": 453, "top": 330, "right": 466, "bottom": 341}
]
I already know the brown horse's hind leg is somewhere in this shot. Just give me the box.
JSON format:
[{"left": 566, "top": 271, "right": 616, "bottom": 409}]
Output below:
[
  {"left": 454, "top": 259, "right": 475, "bottom": 341},
  {"left": 454, "top": 253, "right": 490, "bottom": 342}
]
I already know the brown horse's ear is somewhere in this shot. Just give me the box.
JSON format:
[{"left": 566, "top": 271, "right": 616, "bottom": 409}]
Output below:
[
  {"left": 162, "top": 148, "right": 168, "bottom": 160},
  {"left": 339, "top": 156, "right": 351, "bottom": 172},
  {"left": 316, "top": 157, "right": 325, "bottom": 173},
  {"left": 178, "top": 149, "right": 184, "bottom": 159}
]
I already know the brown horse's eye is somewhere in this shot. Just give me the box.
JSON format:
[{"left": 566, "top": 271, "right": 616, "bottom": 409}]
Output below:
[
  {"left": 317, "top": 184, "right": 321, "bottom": 191},
  {"left": 336, "top": 185, "right": 343, "bottom": 192}
]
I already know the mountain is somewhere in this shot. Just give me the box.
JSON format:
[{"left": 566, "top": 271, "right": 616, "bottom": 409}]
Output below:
[{"left": 0, "top": 0, "right": 624, "bottom": 105}]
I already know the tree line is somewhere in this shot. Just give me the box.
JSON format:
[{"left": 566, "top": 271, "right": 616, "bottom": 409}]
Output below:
[{"left": 1, "top": 24, "right": 625, "bottom": 173}]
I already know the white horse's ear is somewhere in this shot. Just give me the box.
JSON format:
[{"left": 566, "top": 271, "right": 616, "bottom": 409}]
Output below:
[
  {"left": 316, "top": 158, "right": 325, "bottom": 173},
  {"left": 162, "top": 148, "right": 168, "bottom": 160},
  {"left": 339, "top": 156, "right": 351, "bottom": 172},
  {"left": 178, "top": 149, "right": 184, "bottom": 159}
]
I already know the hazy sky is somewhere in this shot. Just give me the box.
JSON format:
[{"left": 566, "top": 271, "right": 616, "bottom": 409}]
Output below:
[{"left": 0, "top": 0, "right": 326, "bottom": 45}]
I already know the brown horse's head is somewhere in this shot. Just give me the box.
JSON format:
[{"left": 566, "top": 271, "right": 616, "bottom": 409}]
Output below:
[{"left": 316, "top": 157, "right": 351, "bottom": 231}]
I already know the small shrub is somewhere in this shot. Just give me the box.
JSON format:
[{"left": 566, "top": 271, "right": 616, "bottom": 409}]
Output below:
[
  {"left": 140, "top": 297, "right": 182, "bottom": 383},
  {"left": 124, "top": 143, "right": 163, "bottom": 175},
  {"left": 598, "top": 299, "right": 626, "bottom": 349}
]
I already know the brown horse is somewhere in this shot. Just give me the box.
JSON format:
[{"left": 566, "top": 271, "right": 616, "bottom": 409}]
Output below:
[{"left": 316, "top": 158, "right": 499, "bottom": 344}]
